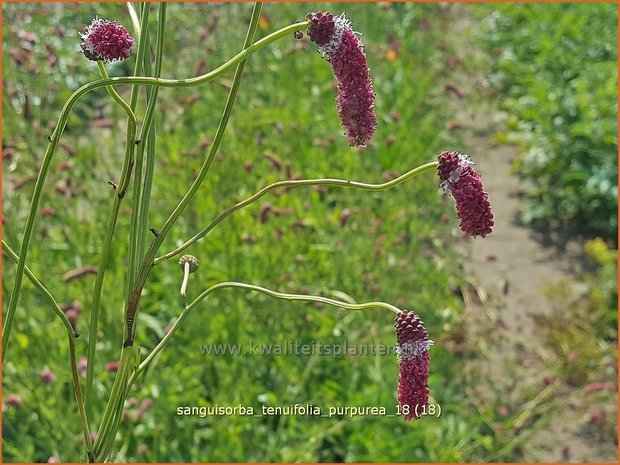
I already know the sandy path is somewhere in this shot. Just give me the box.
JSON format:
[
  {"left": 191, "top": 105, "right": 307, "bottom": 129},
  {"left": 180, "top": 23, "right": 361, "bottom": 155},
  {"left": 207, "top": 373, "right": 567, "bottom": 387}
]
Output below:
[{"left": 444, "top": 4, "right": 617, "bottom": 461}]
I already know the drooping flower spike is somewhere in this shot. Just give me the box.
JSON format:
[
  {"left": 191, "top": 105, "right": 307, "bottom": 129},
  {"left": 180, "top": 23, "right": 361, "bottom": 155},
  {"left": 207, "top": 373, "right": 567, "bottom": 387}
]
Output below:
[
  {"left": 80, "top": 19, "right": 135, "bottom": 63},
  {"left": 395, "top": 310, "right": 432, "bottom": 421},
  {"left": 306, "top": 12, "right": 377, "bottom": 148},
  {"left": 438, "top": 151, "right": 494, "bottom": 238}
]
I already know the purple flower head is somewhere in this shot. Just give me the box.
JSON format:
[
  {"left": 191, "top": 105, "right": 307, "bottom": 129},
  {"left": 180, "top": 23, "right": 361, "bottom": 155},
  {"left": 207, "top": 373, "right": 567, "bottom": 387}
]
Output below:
[
  {"left": 105, "top": 360, "right": 119, "bottom": 372},
  {"left": 438, "top": 151, "right": 494, "bottom": 238},
  {"left": 4, "top": 394, "right": 23, "bottom": 407},
  {"left": 40, "top": 366, "right": 57, "bottom": 384},
  {"left": 306, "top": 12, "right": 377, "bottom": 147},
  {"left": 80, "top": 19, "right": 134, "bottom": 63},
  {"left": 394, "top": 310, "right": 432, "bottom": 421}
]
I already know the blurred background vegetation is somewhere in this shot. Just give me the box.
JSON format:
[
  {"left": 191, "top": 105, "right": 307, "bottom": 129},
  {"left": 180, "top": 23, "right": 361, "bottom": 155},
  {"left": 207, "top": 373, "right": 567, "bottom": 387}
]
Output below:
[
  {"left": 2, "top": 2, "right": 617, "bottom": 462},
  {"left": 481, "top": 3, "right": 617, "bottom": 240}
]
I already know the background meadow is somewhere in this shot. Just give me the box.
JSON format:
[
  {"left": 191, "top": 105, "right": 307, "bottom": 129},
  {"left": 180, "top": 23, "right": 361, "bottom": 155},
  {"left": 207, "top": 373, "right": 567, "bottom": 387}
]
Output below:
[{"left": 3, "top": 2, "right": 617, "bottom": 462}]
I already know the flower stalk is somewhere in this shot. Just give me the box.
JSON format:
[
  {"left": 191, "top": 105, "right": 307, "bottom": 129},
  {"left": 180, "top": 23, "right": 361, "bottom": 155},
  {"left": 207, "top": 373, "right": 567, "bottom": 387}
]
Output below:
[
  {"left": 84, "top": 6, "right": 147, "bottom": 424},
  {"left": 155, "top": 161, "right": 439, "bottom": 264},
  {"left": 126, "top": 281, "right": 401, "bottom": 391}
]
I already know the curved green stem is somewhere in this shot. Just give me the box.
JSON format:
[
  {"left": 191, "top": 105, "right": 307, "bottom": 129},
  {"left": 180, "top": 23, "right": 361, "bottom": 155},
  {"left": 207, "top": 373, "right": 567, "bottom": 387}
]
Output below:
[
  {"left": 96, "top": 61, "right": 135, "bottom": 125},
  {"left": 155, "top": 161, "right": 439, "bottom": 264},
  {"left": 124, "top": 1, "right": 268, "bottom": 345},
  {"left": 126, "top": 281, "right": 401, "bottom": 388},
  {"left": 190, "top": 282, "right": 402, "bottom": 315},
  {"left": 2, "top": 19, "right": 304, "bottom": 362},
  {"left": 2, "top": 241, "right": 93, "bottom": 461}
]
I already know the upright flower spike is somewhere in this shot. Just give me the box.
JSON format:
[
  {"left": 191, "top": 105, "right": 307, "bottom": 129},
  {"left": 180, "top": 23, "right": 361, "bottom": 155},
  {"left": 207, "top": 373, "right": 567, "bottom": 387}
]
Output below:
[
  {"left": 395, "top": 310, "right": 432, "bottom": 421},
  {"left": 438, "top": 151, "right": 494, "bottom": 238},
  {"left": 80, "top": 19, "right": 134, "bottom": 63},
  {"left": 306, "top": 12, "right": 377, "bottom": 147}
]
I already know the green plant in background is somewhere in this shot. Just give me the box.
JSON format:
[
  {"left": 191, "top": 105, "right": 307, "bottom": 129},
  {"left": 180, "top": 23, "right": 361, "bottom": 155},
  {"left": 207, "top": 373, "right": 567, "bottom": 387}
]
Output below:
[
  {"left": 2, "top": 3, "right": 496, "bottom": 462},
  {"left": 482, "top": 2, "right": 618, "bottom": 241}
]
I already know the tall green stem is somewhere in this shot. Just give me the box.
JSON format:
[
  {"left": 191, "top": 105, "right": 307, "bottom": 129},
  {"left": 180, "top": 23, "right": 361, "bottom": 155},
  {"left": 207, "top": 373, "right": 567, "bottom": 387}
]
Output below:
[
  {"left": 2, "top": 19, "right": 303, "bottom": 362},
  {"left": 127, "top": 3, "right": 166, "bottom": 315},
  {"left": 94, "top": 5, "right": 266, "bottom": 461},
  {"left": 124, "top": 1, "right": 266, "bottom": 345},
  {"left": 84, "top": 5, "right": 149, "bottom": 423},
  {"left": 123, "top": 1, "right": 151, "bottom": 305},
  {"left": 84, "top": 62, "right": 137, "bottom": 420},
  {"left": 155, "top": 162, "right": 439, "bottom": 263}
]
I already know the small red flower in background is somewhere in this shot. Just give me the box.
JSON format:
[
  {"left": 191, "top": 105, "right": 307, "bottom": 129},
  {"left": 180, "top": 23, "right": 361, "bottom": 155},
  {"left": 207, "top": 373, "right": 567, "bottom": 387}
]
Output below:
[
  {"left": 438, "top": 151, "right": 494, "bottom": 238},
  {"left": 394, "top": 310, "right": 432, "bottom": 421},
  {"left": 40, "top": 366, "right": 57, "bottom": 384},
  {"left": 80, "top": 19, "right": 134, "bottom": 63},
  {"left": 306, "top": 12, "right": 377, "bottom": 148}
]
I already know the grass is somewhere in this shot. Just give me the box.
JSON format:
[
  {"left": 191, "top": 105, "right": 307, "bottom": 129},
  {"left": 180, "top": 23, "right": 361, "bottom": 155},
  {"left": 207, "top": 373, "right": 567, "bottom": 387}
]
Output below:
[
  {"left": 4, "top": 2, "right": 615, "bottom": 463},
  {"left": 2, "top": 3, "right": 483, "bottom": 461}
]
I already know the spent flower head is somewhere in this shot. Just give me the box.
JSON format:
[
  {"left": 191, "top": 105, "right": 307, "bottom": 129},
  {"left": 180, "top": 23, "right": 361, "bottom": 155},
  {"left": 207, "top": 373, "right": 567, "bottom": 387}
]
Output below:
[
  {"left": 438, "top": 151, "right": 494, "bottom": 238},
  {"left": 394, "top": 310, "right": 432, "bottom": 421},
  {"left": 307, "top": 12, "right": 377, "bottom": 147},
  {"left": 179, "top": 255, "right": 199, "bottom": 273},
  {"left": 80, "top": 18, "right": 134, "bottom": 63}
]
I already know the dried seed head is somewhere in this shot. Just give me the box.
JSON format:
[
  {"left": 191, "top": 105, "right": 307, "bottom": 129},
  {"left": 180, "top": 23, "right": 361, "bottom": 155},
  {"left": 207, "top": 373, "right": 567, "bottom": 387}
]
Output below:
[
  {"left": 179, "top": 255, "right": 199, "bottom": 273},
  {"left": 80, "top": 18, "right": 134, "bottom": 63}
]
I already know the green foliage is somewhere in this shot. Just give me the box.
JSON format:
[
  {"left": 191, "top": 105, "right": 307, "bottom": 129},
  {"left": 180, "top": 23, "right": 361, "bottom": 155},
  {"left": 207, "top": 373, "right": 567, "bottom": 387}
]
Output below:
[
  {"left": 536, "top": 237, "right": 617, "bottom": 390},
  {"left": 481, "top": 3, "right": 618, "bottom": 240},
  {"left": 9, "top": 2, "right": 609, "bottom": 463},
  {"left": 583, "top": 238, "right": 618, "bottom": 339}
]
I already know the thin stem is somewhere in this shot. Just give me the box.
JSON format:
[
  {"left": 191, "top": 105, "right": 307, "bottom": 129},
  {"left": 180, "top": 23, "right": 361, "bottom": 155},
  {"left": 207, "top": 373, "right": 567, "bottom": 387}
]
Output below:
[
  {"left": 2, "top": 19, "right": 303, "bottom": 362},
  {"left": 127, "top": 3, "right": 166, "bottom": 306},
  {"left": 2, "top": 241, "right": 93, "bottom": 460},
  {"left": 96, "top": 61, "right": 135, "bottom": 123},
  {"left": 126, "top": 281, "right": 401, "bottom": 388},
  {"left": 84, "top": 10, "right": 148, "bottom": 422},
  {"left": 155, "top": 161, "right": 439, "bottom": 263},
  {"left": 180, "top": 262, "right": 191, "bottom": 307},
  {"left": 124, "top": 1, "right": 266, "bottom": 345},
  {"left": 92, "top": 347, "right": 134, "bottom": 461},
  {"left": 127, "top": 2, "right": 141, "bottom": 37},
  {"left": 124, "top": 1, "right": 151, "bottom": 305},
  {"left": 2, "top": 241, "right": 76, "bottom": 337},
  {"left": 87, "top": 3, "right": 151, "bottom": 456}
]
